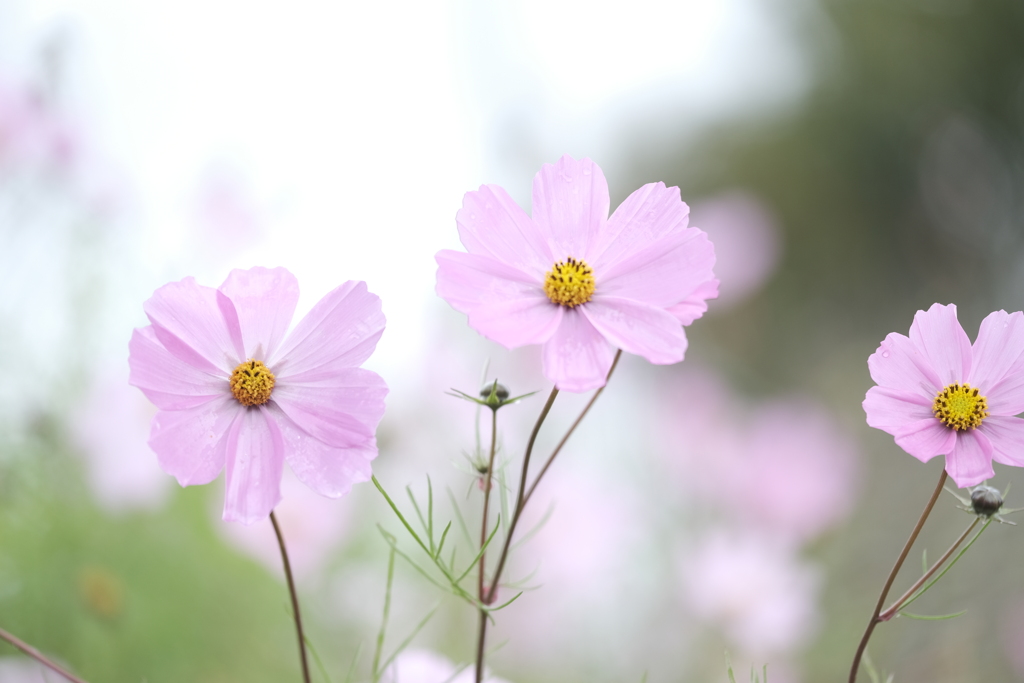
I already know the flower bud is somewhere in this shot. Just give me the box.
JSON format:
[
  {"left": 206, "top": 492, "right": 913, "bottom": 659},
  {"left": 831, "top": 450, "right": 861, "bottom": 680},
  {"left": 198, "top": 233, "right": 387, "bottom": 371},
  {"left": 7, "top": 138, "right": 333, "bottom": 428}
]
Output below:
[
  {"left": 971, "top": 485, "right": 1003, "bottom": 517},
  {"left": 480, "top": 382, "right": 510, "bottom": 407}
]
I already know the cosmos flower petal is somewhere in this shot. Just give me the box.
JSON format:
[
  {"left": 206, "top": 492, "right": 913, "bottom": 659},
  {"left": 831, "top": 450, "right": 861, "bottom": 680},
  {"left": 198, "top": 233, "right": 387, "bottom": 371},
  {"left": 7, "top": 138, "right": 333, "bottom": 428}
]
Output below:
[
  {"left": 436, "top": 250, "right": 563, "bottom": 348},
  {"left": 143, "top": 276, "right": 241, "bottom": 373},
  {"left": 129, "top": 326, "right": 225, "bottom": 410},
  {"left": 583, "top": 296, "right": 687, "bottom": 365},
  {"left": 968, "top": 310, "right": 1024, "bottom": 390},
  {"left": 667, "top": 279, "right": 720, "bottom": 325},
  {"left": 598, "top": 228, "right": 717, "bottom": 309},
  {"left": 979, "top": 415, "right": 1024, "bottom": 467},
  {"left": 863, "top": 386, "right": 934, "bottom": 434},
  {"left": 457, "top": 184, "right": 553, "bottom": 276},
  {"left": 148, "top": 396, "right": 236, "bottom": 486},
  {"left": 867, "top": 332, "right": 942, "bottom": 398},
  {"left": 270, "top": 404, "right": 374, "bottom": 498},
  {"left": 589, "top": 181, "right": 690, "bottom": 269},
  {"left": 273, "top": 368, "right": 388, "bottom": 448},
  {"left": 987, "top": 369, "right": 1024, "bottom": 417},
  {"left": 908, "top": 303, "right": 972, "bottom": 387},
  {"left": 542, "top": 307, "right": 616, "bottom": 392},
  {"left": 532, "top": 155, "right": 608, "bottom": 259},
  {"left": 894, "top": 418, "right": 956, "bottom": 463},
  {"left": 219, "top": 266, "right": 300, "bottom": 361},
  {"left": 272, "top": 281, "right": 385, "bottom": 382},
  {"left": 946, "top": 429, "right": 995, "bottom": 487},
  {"left": 223, "top": 407, "right": 285, "bottom": 525}
]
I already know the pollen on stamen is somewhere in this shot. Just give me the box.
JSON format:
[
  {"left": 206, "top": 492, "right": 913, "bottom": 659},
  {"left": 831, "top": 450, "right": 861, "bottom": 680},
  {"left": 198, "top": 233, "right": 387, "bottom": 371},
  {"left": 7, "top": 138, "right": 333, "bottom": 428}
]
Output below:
[
  {"left": 543, "top": 257, "right": 595, "bottom": 308},
  {"left": 230, "top": 359, "right": 276, "bottom": 406},
  {"left": 932, "top": 382, "right": 989, "bottom": 431}
]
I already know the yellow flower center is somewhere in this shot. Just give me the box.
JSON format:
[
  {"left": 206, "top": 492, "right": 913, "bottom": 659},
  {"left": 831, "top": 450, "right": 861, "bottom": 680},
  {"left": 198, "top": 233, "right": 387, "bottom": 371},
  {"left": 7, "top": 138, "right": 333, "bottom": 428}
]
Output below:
[
  {"left": 230, "top": 359, "right": 276, "bottom": 407},
  {"left": 933, "top": 382, "right": 988, "bottom": 431},
  {"left": 543, "top": 257, "right": 595, "bottom": 308}
]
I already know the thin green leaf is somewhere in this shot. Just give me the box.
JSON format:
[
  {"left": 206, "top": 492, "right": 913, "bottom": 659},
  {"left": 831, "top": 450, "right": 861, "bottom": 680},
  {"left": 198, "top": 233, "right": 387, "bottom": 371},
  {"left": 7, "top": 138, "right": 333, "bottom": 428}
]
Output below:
[
  {"left": 725, "top": 651, "right": 737, "bottom": 683},
  {"left": 435, "top": 521, "right": 453, "bottom": 560},
  {"left": 303, "top": 634, "right": 335, "bottom": 683},
  {"left": 488, "top": 590, "right": 524, "bottom": 611},
  {"left": 497, "top": 456, "right": 511, "bottom": 538},
  {"left": 921, "top": 548, "right": 928, "bottom": 576},
  {"left": 407, "top": 485, "right": 431, "bottom": 551},
  {"left": 343, "top": 642, "right": 362, "bottom": 683},
  {"left": 862, "top": 650, "right": 881, "bottom": 683},
  {"left": 455, "top": 516, "right": 502, "bottom": 584},
  {"left": 377, "top": 527, "right": 451, "bottom": 594},
  {"left": 900, "top": 609, "right": 967, "bottom": 620},
  {"left": 371, "top": 549, "right": 396, "bottom": 683},
  {"left": 373, "top": 476, "right": 431, "bottom": 556},
  {"left": 378, "top": 603, "right": 441, "bottom": 674},
  {"left": 427, "top": 475, "right": 435, "bottom": 548},
  {"left": 509, "top": 501, "right": 556, "bottom": 552},
  {"left": 446, "top": 486, "right": 475, "bottom": 547}
]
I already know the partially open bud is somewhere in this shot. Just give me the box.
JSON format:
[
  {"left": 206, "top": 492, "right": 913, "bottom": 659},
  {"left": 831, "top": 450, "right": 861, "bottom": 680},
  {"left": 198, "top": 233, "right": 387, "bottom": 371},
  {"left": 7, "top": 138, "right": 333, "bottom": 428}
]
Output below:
[{"left": 971, "top": 485, "right": 1004, "bottom": 517}]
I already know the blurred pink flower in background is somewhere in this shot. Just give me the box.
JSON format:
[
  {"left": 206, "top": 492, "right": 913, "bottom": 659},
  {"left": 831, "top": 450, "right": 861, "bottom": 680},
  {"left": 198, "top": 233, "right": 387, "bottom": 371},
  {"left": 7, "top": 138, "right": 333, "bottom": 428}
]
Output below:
[
  {"left": 216, "top": 469, "right": 351, "bottom": 579},
  {"left": 189, "top": 167, "right": 265, "bottom": 265},
  {"left": 0, "top": 658, "right": 50, "bottom": 683},
  {"left": 664, "top": 370, "right": 860, "bottom": 542},
  {"left": 864, "top": 304, "right": 1024, "bottom": 487},
  {"left": 128, "top": 267, "right": 388, "bottom": 524},
  {"left": 70, "top": 360, "right": 170, "bottom": 512},
  {"left": 681, "top": 530, "right": 821, "bottom": 659},
  {"left": 689, "top": 190, "right": 781, "bottom": 309},
  {"left": 494, "top": 465, "right": 652, "bottom": 670},
  {"left": 1001, "top": 595, "right": 1024, "bottom": 678},
  {"left": 436, "top": 155, "right": 718, "bottom": 392},
  {"left": 0, "top": 80, "right": 77, "bottom": 176},
  {"left": 381, "top": 648, "right": 511, "bottom": 683}
]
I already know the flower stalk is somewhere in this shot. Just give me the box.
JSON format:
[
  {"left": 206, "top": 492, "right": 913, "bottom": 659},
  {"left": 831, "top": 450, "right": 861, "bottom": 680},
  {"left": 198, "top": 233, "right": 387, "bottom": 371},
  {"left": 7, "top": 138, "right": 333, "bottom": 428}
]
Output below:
[
  {"left": 270, "top": 510, "right": 312, "bottom": 683},
  {"left": 474, "top": 406, "right": 500, "bottom": 683},
  {"left": 0, "top": 627, "right": 90, "bottom": 683},
  {"left": 878, "top": 517, "right": 980, "bottom": 622},
  {"left": 474, "top": 349, "right": 623, "bottom": 682},
  {"left": 849, "top": 468, "right": 947, "bottom": 683}
]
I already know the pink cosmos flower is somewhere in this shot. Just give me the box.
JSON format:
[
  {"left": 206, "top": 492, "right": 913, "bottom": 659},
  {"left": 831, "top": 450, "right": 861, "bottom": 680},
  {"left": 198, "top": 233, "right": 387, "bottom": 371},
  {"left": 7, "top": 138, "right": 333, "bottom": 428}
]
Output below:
[
  {"left": 128, "top": 266, "right": 388, "bottom": 524},
  {"left": 864, "top": 303, "right": 1024, "bottom": 487},
  {"left": 681, "top": 531, "right": 821, "bottom": 657},
  {"left": 435, "top": 155, "right": 718, "bottom": 392}
]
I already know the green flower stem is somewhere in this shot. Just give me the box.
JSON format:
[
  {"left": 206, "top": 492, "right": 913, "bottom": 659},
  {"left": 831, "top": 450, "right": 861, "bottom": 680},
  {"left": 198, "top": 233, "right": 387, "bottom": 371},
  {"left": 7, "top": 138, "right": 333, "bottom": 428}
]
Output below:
[
  {"left": 0, "top": 626, "right": 90, "bottom": 683},
  {"left": 477, "top": 348, "right": 624, "bottom": 681},
  {"left": 271, "top": 510, "right": 312, "bottom": 683},
  {"left": 849, "top": 468, "right": 948, "bottom": 683},
  {"left": 878, "top": 517, "right": 980, "bottom": 622},
  {"left": 475, "top": 408, "right": 500, "bottom": 683}
]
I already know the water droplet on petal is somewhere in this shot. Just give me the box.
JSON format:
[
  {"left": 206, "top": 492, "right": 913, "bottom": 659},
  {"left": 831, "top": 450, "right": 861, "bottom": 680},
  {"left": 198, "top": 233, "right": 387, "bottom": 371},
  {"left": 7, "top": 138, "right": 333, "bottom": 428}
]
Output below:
[{"left": 882, "top": 351, "right": 890, "bottom": 358}]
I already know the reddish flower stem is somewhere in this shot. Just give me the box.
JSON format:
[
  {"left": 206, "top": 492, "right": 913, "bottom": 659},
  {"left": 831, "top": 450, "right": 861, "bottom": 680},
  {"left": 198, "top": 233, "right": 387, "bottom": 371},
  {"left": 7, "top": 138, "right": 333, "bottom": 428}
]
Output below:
[
  {"left": 878, "top": 517, "right": 979, "bottom": 622},
  {"left": 0, "top": 626, "right": 90, "bottom": 683},
  {"left": 849, "top": 468, "right": 947, "bottom": 683},
  {"left": 474, "top": 349, "right": 623, "bottom": 683},
  {"left": 270, "top": 510, "right": 312, "bottom": 683}
]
